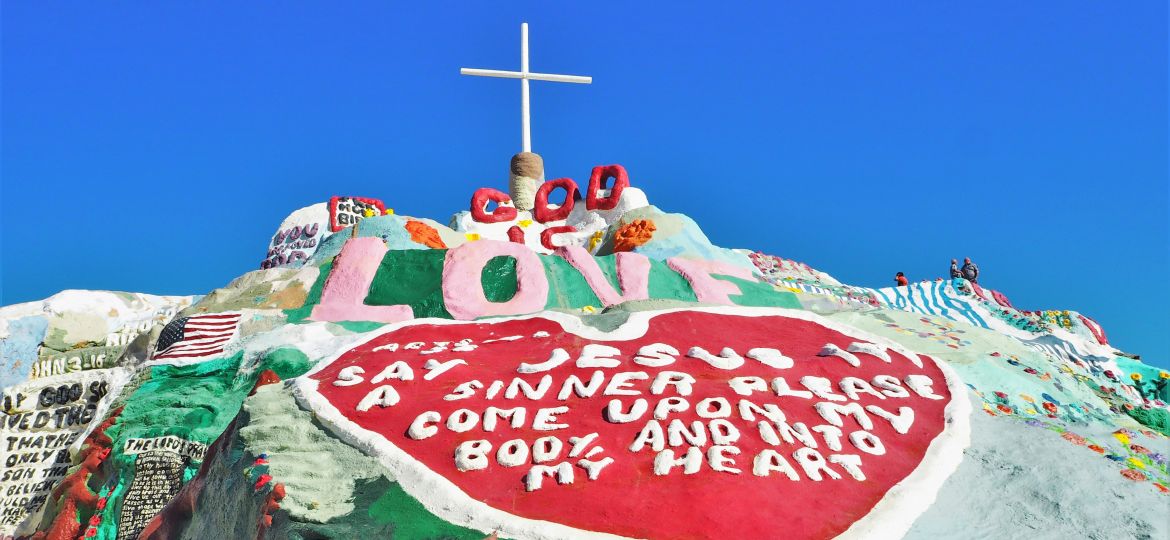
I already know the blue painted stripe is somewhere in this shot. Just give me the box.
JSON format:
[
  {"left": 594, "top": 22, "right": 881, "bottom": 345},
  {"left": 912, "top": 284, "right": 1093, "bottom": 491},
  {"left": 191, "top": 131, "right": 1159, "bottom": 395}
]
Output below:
[
  {"left": 934, "top": 280, "right": 969, "bottom": 323},
  {"left": 912, "top": 282, "right": 938, "bottom": 317},
  {"left": 927, "top": 280, "right": 951, "bottom": 319},
  {"left": 893, "top": 288, "right": 908, "bottom": 310},
  {"left": 900, "top": 284, "right": 921, "bottom": 314},
  {"left": 941, "top": 282, "right": 988, "bottom": 328}
]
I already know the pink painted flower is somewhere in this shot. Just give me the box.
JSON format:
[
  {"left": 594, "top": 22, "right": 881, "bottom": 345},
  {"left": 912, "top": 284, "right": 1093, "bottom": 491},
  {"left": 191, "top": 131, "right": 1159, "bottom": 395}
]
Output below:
[
  {"left": 1130, "top": 444, "right": 1150, "bottom": 455},
  {"left": 1061, "top": 432, "right": 1087, "bottom": 446}
]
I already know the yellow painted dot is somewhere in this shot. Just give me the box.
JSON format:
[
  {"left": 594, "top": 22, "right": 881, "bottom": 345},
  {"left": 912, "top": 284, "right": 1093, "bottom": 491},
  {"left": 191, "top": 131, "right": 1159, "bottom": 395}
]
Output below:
[
  {"left": 465, "top": 233, "right": 481, "bottom": 241},
  {"left": 519, "top": 219, "right": 533, "bottom": 228},
  {"left": 384, "top": 208, "right": 395, "bottom": 215}
]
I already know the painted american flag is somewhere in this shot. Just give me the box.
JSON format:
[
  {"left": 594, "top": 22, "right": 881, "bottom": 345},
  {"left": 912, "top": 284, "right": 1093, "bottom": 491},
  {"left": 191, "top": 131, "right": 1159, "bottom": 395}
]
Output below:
[{"left": 153, "top": 312, "right": 242, "bottom": 360}]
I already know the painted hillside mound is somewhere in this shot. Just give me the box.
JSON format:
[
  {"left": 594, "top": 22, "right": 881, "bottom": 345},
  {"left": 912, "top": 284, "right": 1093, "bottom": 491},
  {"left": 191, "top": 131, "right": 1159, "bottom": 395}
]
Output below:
[{"left": 2, "top": 162, "right": 1167, "bottom": 540}]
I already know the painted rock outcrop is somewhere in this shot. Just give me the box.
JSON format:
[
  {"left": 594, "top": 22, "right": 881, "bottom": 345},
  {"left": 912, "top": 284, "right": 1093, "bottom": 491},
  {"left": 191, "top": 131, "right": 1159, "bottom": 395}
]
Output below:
[{"left": 1, "top": 163, "right": 1167, "bottom": 540}]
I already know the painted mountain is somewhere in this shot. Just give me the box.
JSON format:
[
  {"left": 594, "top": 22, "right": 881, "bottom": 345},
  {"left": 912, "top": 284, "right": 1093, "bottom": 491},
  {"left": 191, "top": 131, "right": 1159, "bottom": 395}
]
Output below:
[{"left": 2, "top": 164, "right": 1167, "bottom": 540}]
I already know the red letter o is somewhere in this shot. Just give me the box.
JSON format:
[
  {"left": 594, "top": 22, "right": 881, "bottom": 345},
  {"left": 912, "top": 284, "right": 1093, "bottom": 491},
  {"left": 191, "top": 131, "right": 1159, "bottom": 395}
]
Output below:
[
  {"left": 533, "top": 178, "right": 578, "bottom": 223},
  {"left": 587, "top": 165, "right": 629, "bottom": 211},
  {"left": 471, "top": 188, "right": 518, "bottom": 224}
]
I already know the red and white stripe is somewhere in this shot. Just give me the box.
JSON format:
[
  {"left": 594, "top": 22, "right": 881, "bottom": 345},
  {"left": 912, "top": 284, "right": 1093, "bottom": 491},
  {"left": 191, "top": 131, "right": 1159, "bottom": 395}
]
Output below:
[
  {"left": 154, "top": 313, "right": 242, "bottom": 360},
  {"left": 1077, "top": 314, "right": 1109, "bottom": 346}
]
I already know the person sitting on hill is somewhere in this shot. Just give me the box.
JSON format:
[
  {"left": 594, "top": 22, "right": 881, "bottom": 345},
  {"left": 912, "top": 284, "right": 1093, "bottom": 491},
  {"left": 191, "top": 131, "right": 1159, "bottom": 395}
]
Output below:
[
  {"left": 895, "top": 272, "right": 909, "bottom": 286},
  {"left": 950, "top": 259, "right": 962, "bottom": 279},
  {"left": 961, "top": 257, "right": 979, "bottom": 284}
]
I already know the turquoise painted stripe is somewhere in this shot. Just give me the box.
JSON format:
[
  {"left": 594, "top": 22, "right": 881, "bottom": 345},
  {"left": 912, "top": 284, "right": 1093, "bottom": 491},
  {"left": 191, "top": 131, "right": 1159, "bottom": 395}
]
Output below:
[
  {"left": 893, "top": 287, "right": 908, "bottom": 310},
  {"left": 900, "top": 285, "right": 921, "bottom": 314},
  {"left": 927, "top": 280, "right": 951, "bottom": 319},
  {"left": 941, "top": 282, "right": 988, "bottom": 328},
  {"left": 912, "top": 282, "right": 937, "bottom": 316},
  {"left": 935, "top": 280, "right": 971, "bottom": 324}
]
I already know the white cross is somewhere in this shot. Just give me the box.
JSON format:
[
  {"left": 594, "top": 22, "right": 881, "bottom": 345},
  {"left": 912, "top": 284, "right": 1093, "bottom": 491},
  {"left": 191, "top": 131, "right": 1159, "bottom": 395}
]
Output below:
[{"left": 461, "top": 23, "right": 592, "bottom": 153}]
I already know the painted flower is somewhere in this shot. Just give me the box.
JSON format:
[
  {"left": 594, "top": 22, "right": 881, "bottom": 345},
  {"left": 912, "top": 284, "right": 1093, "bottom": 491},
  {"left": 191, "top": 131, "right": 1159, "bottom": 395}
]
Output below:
[
  {"left": 1127, "top": 457, "right": 1147, "bottom": 470},
  {"left": 1061, "top": 432, "right": 1087, "bottom": 446},
  {"left": 1113, "top": 431, "right": 1131, "bottom": 445},
  {"left": 1154, "top": 483, "right": 1169, "bottom": 493},
  {"left": 1088, "top": 444, "right": 1106, "bottom": 454},
  {"left": 1149, "top": 453, "right": 1167, "bottom": 466},
  {"left": 994, "top": 391, "right": 1008, "bottom": 400},
  {"left": 1130, "top": 373, "right": 1143, "bottom": 381},
  {"left": 612, "top": 219, "right": 657, "bottom": 252},
  {"left": 1120, "top": 469, "right": 1146, "bottom": 482},
  {"left": 1130, "top": 444, "right": 1150, "bottom": 455},
  {"left": 1024, "top": 367, "right": 1039, "bottom": 375},
  {"left": 996, "top": 404, "right": 1014, "bottom": 414},
  {"left": 1160, "top": 371, "right": 1169, "bottom": 380}
]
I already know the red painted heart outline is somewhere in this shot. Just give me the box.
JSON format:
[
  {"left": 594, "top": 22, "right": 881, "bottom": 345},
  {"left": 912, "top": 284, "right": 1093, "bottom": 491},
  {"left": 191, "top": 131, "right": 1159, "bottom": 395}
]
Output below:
[{"left": 294, "top": 307, "right": 970, "bottom": 540}]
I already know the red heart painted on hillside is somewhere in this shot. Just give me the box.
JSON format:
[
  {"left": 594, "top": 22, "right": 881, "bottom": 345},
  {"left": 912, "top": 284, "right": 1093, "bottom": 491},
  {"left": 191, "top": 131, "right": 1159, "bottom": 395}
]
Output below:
[{"left": 295, "top": 307, "right": 969, "bottom": 540}]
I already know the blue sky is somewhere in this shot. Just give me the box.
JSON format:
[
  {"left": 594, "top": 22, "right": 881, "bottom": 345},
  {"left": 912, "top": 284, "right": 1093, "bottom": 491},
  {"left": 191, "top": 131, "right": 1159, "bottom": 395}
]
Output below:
[{"left": 2, "top": 3, "right": 1166, "bottom": 364}]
